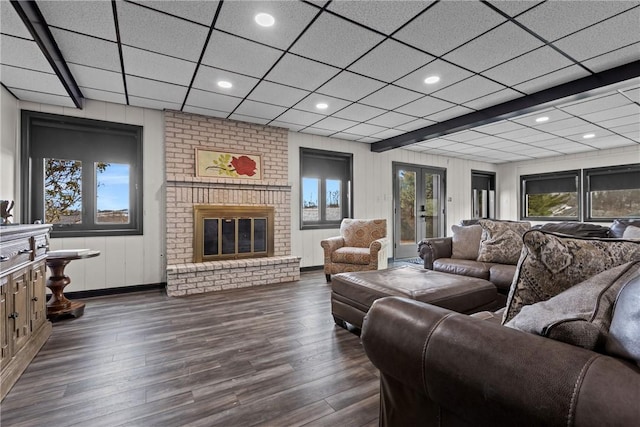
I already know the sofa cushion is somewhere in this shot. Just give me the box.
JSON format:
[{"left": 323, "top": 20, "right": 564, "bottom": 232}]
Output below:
[
  {"left": 506, "top": 261, "right": 640, "bottom": 350},
  {"left": 477, "top": 220, "right": 530, "bottom": 265},
  {"left": 451, "top": 224, "right": 482, "bottom": 260},
  {"left": 606, "top": 273, "right": 640, "bottom": 365},
  {"left": 534, "top": 222, "right": 611, "bottom": 238},
  {"left": 609, "top": 218, "right": 640, "bottom": 238},
  {"left": 623, "top": 225, "right": 640, "bottom": 239},
  {"left": 332, "top": 247, "right": 371, "bottom": 265},
  {"left": 489, "top": 264, "right": 517, "bottom": 292},
  {"left": 503, "top": 230, "right": 640, "bottom": 323},
  {"left": 433, "top": 258, "right": 491, "bottom": 280},
  {"left": 340, "top": 218, "right": 386, "bottom": 248}
]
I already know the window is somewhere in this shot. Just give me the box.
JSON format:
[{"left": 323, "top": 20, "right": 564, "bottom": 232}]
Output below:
[
  {"left": 21, "top": 111, "right": 143, "bottom": 237},
  {"left": 584, "top": 164, "right": 640, "bottom": 221},
  {"left": 471, "top": 171, "right": 496, "bottom": 219},
  {"left": 300, "top": 148, "right": 352, "bottom": 229},
  {"left": 521, "top": 171, "right": 580, "bottom": 220}
]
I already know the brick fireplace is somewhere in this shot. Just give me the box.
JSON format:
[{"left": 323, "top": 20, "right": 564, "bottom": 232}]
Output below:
[{"left": 164, "top": 111, "right": 300, "bottom": 296}]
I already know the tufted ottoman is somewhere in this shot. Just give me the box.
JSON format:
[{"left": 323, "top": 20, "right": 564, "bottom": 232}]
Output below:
[{"left": 331, "top": 264, "right": 498, "bottom": 330}]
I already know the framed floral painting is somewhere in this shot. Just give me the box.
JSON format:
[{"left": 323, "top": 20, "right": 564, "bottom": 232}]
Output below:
[{"left": 196, "top": 149, "right": 262, "bottom": 180}]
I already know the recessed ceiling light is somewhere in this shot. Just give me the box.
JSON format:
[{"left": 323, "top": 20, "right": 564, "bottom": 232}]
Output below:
[
  {"left": 255, "top": 13, "right": 275, "bottom": 27},
  {"left": 217, "top": 81, "right": 232, "bottom": 89},
  {"left": 535, "top": 116, "right": 549, "bottom": 123},
  {"left": 583, "top": 133, "right": 596, "bottom": 139},
  {"left": 316, "top": 103, "right": 328, "bottom": 110},
  {"left": 424, "top": 75, "right": 440, "bottom": 85}
]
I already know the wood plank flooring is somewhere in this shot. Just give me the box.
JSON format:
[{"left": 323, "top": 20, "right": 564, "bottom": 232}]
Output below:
[{"left": 0, "top": 271, "right": 380, "bottom": 427}]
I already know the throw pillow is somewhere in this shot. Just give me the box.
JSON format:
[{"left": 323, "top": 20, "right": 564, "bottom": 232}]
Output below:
[
  {"left": 451, "top": 224, "right": 482, "bottom": 260},
  {"left": 506, "top": 261, "right": 640, "bottom": 350},
  {"left": 623, "top": 225, "right": 640, "bottom": 240},
  {"left": 606, "top": 274, "right": 640, "bottom": 366},
  {"left": 502, "top": 230, "right": 640, "bottom": 323},
  {"left": 476, "top": 220, "right": 530, "bottom": 265}
]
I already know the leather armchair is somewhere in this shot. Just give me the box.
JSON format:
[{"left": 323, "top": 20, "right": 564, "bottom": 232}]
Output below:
[{"left": 321, "top": 218, "right": 388, "bottom": 282}]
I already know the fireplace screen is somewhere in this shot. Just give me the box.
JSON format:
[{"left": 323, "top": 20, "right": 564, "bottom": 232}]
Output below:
[{"left": 194, "top": 205, "right": 274, "bottom": 262}]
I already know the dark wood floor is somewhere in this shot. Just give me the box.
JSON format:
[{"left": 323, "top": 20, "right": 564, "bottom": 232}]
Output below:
[{"left": 1, "top": 271, "right": 380, "bottom": 427}]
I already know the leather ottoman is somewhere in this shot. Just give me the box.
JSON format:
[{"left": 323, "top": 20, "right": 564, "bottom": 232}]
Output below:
[{"left": 331, "top": 264, "right": 498, "bottom": 329}]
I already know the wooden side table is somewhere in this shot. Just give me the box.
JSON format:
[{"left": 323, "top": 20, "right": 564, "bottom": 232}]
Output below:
[{"left": 46, "top": 250, "right": 100, "bottom": 320}]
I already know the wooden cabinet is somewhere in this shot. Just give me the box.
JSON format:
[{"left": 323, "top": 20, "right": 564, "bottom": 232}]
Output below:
[{"left": 0, "top": 225, "right": 52, "bottom": 400}]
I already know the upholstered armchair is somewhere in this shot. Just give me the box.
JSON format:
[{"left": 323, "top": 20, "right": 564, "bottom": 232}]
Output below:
[{"left": 321, "top": 218, "right": 388, "bottom": 282}]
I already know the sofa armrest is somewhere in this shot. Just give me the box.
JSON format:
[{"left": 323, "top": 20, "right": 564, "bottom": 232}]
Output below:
[
  {"left": 320, "top": 236, "right": 344, "bottom": 253},
  {"left": 369, "top": 237, "right": 388, "bottom": 254},
  {"left": 418, "top": 237, "right": 452, "bottom": 269},
  {"left": 370, "top": 237, "right": 389, "bottom": 270},
  {"left": 362, "top": 297, "right": 640, "bottom": 427}
]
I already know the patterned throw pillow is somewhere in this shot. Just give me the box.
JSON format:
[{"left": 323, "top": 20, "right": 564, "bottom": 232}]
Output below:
[
  {"left": 502, "top": 230, "right": 640, "bottom": 323},
  {"left": 476, "top": 220, "right": 530, "bottom": 265},
  {"left": 506, "top": 261, "right": 640, "bottom": 350}
]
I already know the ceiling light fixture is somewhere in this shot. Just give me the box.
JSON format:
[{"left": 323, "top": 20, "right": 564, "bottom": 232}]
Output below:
[
  {"left": 583, "top": 133, "right": 596, "bottom": 139},
  {"left": 255, "top": 13, "right": 275, "bottom": 27},
  {"left": 424, "top": 75, "right": 440, "bottom": 84},
  {"left": 217, "top": 81, "right": 232, "bottom": 89},
  {"left": 535, "top": 116, "right": 549, "bottom": 123},
  {"left": 316, "top": 103, "right": 328, "bottom": 110}
]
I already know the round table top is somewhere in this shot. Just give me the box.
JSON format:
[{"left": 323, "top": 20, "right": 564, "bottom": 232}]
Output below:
[{"left": 46, "top": 250, "right": 101, "bottom": 261}]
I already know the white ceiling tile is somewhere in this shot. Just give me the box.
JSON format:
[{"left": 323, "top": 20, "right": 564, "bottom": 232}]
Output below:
[
  {"left": 247, "top": 81, "right": 308, "bottom": 107},
  {"left": 193, "top": 66, "right": 259, "bottom": 99},
  {"left": 465, "top": 135, "right": 509, "bottom": 146},
  {"left": 394, "top": 59, "right": 473, "bottom": 95},
  {"left": 269, "top": 120, "right": 306, "bottom": 132},
  {"left": 327, "top": 1, "right": 429, "bottom": 35},
  {"left": 535, "top": 117, "right": 589, "bottom": 133},
  {"left": 294, "top": 95, "right": 352, "bottom": 115},
  {"left": 331, "top": 132, "right": 365, "bottom": 141},
  {"left": 496, "top": 127, "right": 543, "bottom": 140},
  {"left": 202, "top": 31, "right": 282, "bottom": 79},
  {"left": 513, "top": 66, "right": 591, "bottom": 94},
  {"left": 227, "top": 113, "right": 271, "bottom": 125},
  {"left": 1, "top": 66, "right": 67, "bottom": 96},
  {"left": 232, "top": 100, "right": 287, "bottom": 120},
  {"left": 358, "top": 136, "right": 382, "bottom": 144},
  {"left": 185, "top": 88, "right": 242, "bottom": 112},
  {"left": 317, "top": 71, "right": 386, "bottom": 101},
  {"left": 431, "top": 75, "right": 505, "bottom": 104},
  {"left": 555, "top": 143, "right": 598, "bottom": 154},
  {"left": 301, "top": 127, "right": 336, "bottom": 136},
  {"left": 582, "top": 104, "right": 640, "bottom": 123},
  {"left": 582, "top": 43, "right": 640, "bottom": 73},
  {"left": 332, "top": 103, "right": 385, "bottom": 122},
  {"left": 359, "top": 86, "right": 423, "bottom": 111},
  {"left": 565, "top": 130, "right": 614, "bottom": 142},
  {"left": 482, "top": 139, "right": 526, "bottom": 150},
  {"left": 560, "top": 93, "right": 632, "bottom": 116},
  {"left": 372, "top": 128, "right": 404, "bottom": 139},
  {"left": 620, "top": 86, "right": 640, "bottom": 103},
  {"left": 132, "top": 0, "right": 220, "bottom": 26},
  {"left": 444, "top": 22, "right": 544, "bottom": 73},
  {"left": 8, "top": 88, "right": 75, "bottom": 107},
  {"left": 620, "top": 133, "right": 640, "bottom": 143},
  {"left": 394, "top": 118, "right": 436, "bottom": 132},
  {"left": 610, "top": 123, "right": 640, "bottom": 136},
  {"left": 79, "top": 87, "right": 126, "bottom": 104},
  {"left": 481, "top": 46, "right": 574, "bottom": 87},
  {"left": 0, "top": 1, "right": 33, "bottom": 39},
  {"left": 394, "top": 0, "right": 506, "bottom": 56},
  {"left": 129, "top": 96, "right": 181, "bottom": 111},
  {"left": 510, "top": 107, "right": 571, "bottom": 125},
  {"left": 216, "top": 1, "right": 318, "bottom": 50},
  {"left": 290, "top": 13, "right": 385, "bottom": 68},
  {"left": 265, "top": 54, "right": 340, "bottom": 91},
  {"left": 313, "top": 116, "right": 360, "bottom": 132},
  {"left": 552, "top": 8, "right": 640, "bottom": 61},
  {"left": 51, "top": 28, "right": 121, "bottom": 72},
  {"left": 67, "top": 64, "right": 124, "bottom": 93},
  {"left": 599, "top": 114, "right": 640, "bottom": 129},
  {"left": 551, "top": 124, "right": 603, "bottom": 138},
  {"left": 515, "top": 1, "right": 635, "bottom": 42},
  {"left": 348, "top": 39, "right": 434, "bottom": 83},
  {"left": 1, "top": 36, "right": 52, "bottom": 72},
  {"left": 122, "top": 46, "right": 196, "bottom": 86},
  {"left": 39, "top": 0, "right": 116, "bottom": 41},
  {"left": 475, "top": 121, "right": 524, "bottom": 135},
  {"left": 517, "top": 134, "right": 561, "bottom": 145},
  {"left": 182, "top": 105, "right": 228, "bottom": 119},
  {"left": 366, "top": 112, "right": 415, "bottom": 128},
  {"left": 487, "top": 1, "right": 543, "bottom": 17},
  {"left": 126, "top": 76, "right": 188, "bottom": 104},
  {"left": 277, "top": 109, "right": 326, "bottom": 127},
  {"left": 463, "top": 88, "right": 521, "bottom": 111},
  {"left": 345, "top": 123, "right": 387, "bottom": 136},
  {"left": 585, "top": 135, "right": 637, "bottom": 149},
  {"left": 443, "top": 131, "right": 485, "bottom": 142},
  {"left": 426, "top": 105, "right": 474, "bottom": 122}
]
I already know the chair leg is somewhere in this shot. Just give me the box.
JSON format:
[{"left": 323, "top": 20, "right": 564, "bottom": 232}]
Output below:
[{"left": 325, "top": 274, "right": 331, "bottom": 282}]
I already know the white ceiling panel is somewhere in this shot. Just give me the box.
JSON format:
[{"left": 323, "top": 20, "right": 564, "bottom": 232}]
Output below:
[
  {"left": 426, "top": 105, "right": 475, "bottom": 122},
  {"left": 394, "top": 118, "right": 436, "bottom": 132},
  {"left": 431, "top": 75, "right": 505, "bottom": 105},
  {"left": 265, "top": 54, "right": 340, "bottom": 91},
  {"left": 313, "top": 116, "right": 360, "bottom": 132},
  {"left": 444, "top": 22, "right": 543, "bottom": 73},
  {"left": 290, "top": 12, "right": 385, "bottom": 69},
  {"left": 300, "top": 127, "right": 336, "bottom": 136},
  {"left": 1, "top": 66, "right": 67, "bottom": 95},
  {"left": 316, "top": 71, "right": 386, "bottom": 101},
  {"left": 357, "top": 136, "right": 382, "bottom": 144},
  {"left": 550, "top": 123, "right": 603, "bottom": 138},
  {"left": 394, "top": 0, "right": 506, "bottom": 56},
  {"left": 269, "top": 120, "right": 305, "bottom": 132},
  {"left": 129, "top": 96, "right": 182, "bottom": 111},
  {"left": 247, "top": 81, "right": 309, "bottom": 107},
  {"left": 513, "top": 65, "right": 590, "bottom": 94},
  {"left": 333, "top": 103, "right": 385, "bottom": 122},
  {"left": 463, "top": 88, "right": 521, "bottom": 111},
  {"left": 1, "top": 36, "right": 52, "bottom": 72},
  {"left": 372, "top": 128, "right": 404, "bottom": 139},
  {"left": 0, "top": 1, "right": 33, "bottom": 39},
  {"left": 565, "top": 130, "right": 614, "bottom": 143},
  {"left": 359, "top": 85, "right": 423, "bottom": 110},
  {"left": 132, "top": 0, "right": 220, "bottom": 26},
  {"left": 51, "top": 29, "right": 121, "bottom": 72},
  {"left": 294, "top": 95, "right": 351, "bottom": 116},
  {"left": 348, "top": 39, "right": 434, "bottom": 83},
  {"left": 534, "top": 117, "right": 590, "bottom": 133},
  {"left": 610, "top": 123, "right": 640, "bottom": 135},
  {"left": 276, "top": 109, "right": 326, "bottom": 127},
  {"left": 560, "top": 93, "right": 632, "bottom": 116},
  {"left": 487, "top": 1, "right": 543, "bottom": 18},
  {"left": 345, "top": 123, "right": 387, "bottom": 136},
  {"left": 599, "top": 114, "right": 640, "bottom": 129},
  {"left": 117, "top": 2, "right": 209, "bottom": 61},
  {"left": 122, "top": 46, "right": 196, "bottom": 86},
  {"left": 8, "top": 88, "right": 75, "bottom": 107},
  {"left": 586, "top": 135, "right": 638, "bottom": 149},
  {"left": 67, "top": 63, "right": 124, "bottom": 94},
  {"left": 394, "top": 95, "right": 454, "bottom": 117},
  {"left": 327, "top": 1, "right": 430, "bottom": 35},
  {"left": 228, "top": 113, "right": 270, "bottom": 125},
  {"left": 475, "top": 121, "right": 525, "bottom": 135},
  {"left": 193, "top": 66, "right": 259, "bottom": 99},
  {"left": 202, "top": 31, "right": 282, "bottom": 79},
  {"left": 215, "top": 0, "right": 318, "bottom": 50},
  {"left": 515, "top": 1, "right": 635, "bottom": 42},
  {"left": 583, "top": 43, "right": 640, "bottom": 73},
  {"left": 330, "top": 132, "right": 362, "bottom": 141},
  {"left": 582, "top": 104, "right": 640, "bottom": 123},
  {"left": 620, "top": 85, "right": 640, "bottom": 102},
  {"left": 394, "top": 59, "right": 473, "bottom": 95},
  {"left": 366, "top": 111, "right": 416, "bottom": 128},
  {"left": 443, "top": 130, "right": 486, "bottom": 143},
  {"left": 79, "top": 87, "right": 126, "bottom": 104},
  {"left": 185, "top": 88, "right": 242, "bottom": 113},
  {"left": 126, "top": 76, "right": 188, "bottom": 104},
  {"left": 38, "top": 0, "right": 116, "bottom": 41},
  {"left": 182, "top": 105, "right": 228, "bottom": 119},
  {"left": 497, "top": 127, "right": 545, "bottom": 140}
]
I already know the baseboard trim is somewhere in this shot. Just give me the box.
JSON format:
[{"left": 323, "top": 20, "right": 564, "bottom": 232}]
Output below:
[
  {"left": 47, "top": 283, "right": 166, "bottom": 300},
  {"left": 300, "top": 265, "right": 323, "bottom": 272}
]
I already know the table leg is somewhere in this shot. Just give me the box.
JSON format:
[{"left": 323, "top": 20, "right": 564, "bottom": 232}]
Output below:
[{"left": 46, "top": 259, "right": 85, "bottom": 320}]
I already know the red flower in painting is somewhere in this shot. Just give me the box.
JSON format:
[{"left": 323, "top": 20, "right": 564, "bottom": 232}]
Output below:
[{"left": 231, "top": 156, "right": 257, "bottom": 176}]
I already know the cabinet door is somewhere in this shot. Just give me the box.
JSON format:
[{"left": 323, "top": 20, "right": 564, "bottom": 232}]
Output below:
[
  {"left": 0, "top": 276, "right": 11, "bottom": 370},
  {"left": 10, "top": 268, "right": 31, "bottom": 352},
  {"left": 30, "top": 261, "right": 47, "bottom": 332}
]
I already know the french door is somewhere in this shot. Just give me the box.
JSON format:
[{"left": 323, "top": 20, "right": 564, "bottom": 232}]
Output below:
[{"left": 393, "top": 163, "right": 446, "bottom": 259}]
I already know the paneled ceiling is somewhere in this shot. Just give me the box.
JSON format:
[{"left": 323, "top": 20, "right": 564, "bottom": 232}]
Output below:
[{"left": 1, "top": 0, "right": 639, "bottom": 163}]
